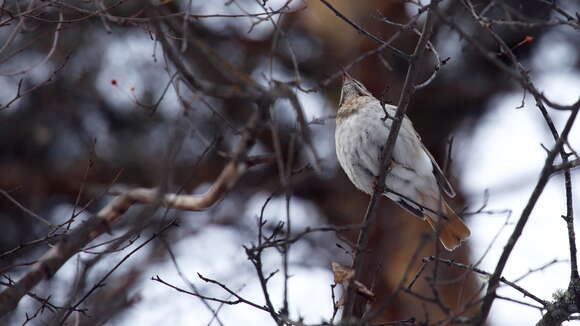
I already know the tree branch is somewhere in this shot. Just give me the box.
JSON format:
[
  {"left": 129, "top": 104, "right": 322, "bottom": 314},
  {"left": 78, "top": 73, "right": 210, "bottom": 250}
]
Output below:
[
  {"left": 341, "top": 1, "right": 440, "bottom": 322},
  {"left": 477, "top": 107, "right": 579, "bottom": 325},
  {"left": 0, "top": 108, "right": 268, "bottom": 318}
]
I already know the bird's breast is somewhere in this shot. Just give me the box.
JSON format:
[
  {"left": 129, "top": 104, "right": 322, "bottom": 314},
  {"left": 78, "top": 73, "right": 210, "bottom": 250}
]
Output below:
[{"left": 335, "top": 108, "right": 387, "bottom": 193}]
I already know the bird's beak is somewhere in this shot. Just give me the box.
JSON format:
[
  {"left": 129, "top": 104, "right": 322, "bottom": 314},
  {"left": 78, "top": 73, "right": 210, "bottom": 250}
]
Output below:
[{"left": 342, "top": 71, "right": 353, "bottom": 82}]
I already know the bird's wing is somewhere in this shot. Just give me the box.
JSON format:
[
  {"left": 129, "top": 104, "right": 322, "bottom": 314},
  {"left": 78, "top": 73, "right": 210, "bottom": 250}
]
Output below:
[
  {"left": 394, "top": 109, "right": 456, "bottom": 198},
  {"left": 372, "top": 102, "right": 456, "bottom": 198},
  {"left": 420, "top": 143, "right": 456, "bottom": 197}
]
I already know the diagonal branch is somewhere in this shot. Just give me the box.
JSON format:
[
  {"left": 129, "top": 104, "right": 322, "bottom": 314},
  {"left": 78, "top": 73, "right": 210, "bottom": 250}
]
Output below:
[
  {"left": 317, "top": 0, "right": 410, "bottom": 61},
  {"left": 477, "top": 107, "right": 579, "bottom": 326},
  {"left": 341, "top": 1, "right": 441, "bottom": 322},
  {"left": 0, "top": 108, "right": 268, "bottom": 318}
]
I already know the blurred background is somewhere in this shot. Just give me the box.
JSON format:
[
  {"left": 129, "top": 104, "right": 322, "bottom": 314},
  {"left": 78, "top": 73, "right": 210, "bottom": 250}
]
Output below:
[{"left": 1, "top": 0, "right": 579, "bottom": 325}]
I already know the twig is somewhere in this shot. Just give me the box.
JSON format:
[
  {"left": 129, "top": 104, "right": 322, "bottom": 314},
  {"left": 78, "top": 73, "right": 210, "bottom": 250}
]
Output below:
[
  {"left": 317, "top": 0, "right": 409, "bottom": 61},
  {"left": 477, "top": 106, "right": 579, "bottom": 325},
  {"left": 154, "top": 274, "right": 269, "bottom": 312},
  {"left": 0, "top": 189, "right": 53, "bottom": 227},
  {"left": 57, "top": 221, "right": 178, "bottom": 324},
  {"left": 418, "top": 256, "right": 548, "bottom": 307},
  {"left": 0, "top": 107, "right": 268, "bottom": 318}
]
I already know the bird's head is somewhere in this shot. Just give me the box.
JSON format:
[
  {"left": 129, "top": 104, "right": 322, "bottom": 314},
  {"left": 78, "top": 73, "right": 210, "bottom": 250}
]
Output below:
[{"left": 338, "top": 73, "right": 373, "bottom": 107}]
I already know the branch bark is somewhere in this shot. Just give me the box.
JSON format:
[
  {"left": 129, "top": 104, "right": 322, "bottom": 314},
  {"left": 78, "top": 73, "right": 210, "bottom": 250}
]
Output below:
[
  {"left": 477, "top": 107, "right": 579, "bottom": 326},
  {"left": 341, "top": 2, "right": 440, "bottom": 322},
  {"left": 0, "top": 108, "right": 268, "bottom": 318}
]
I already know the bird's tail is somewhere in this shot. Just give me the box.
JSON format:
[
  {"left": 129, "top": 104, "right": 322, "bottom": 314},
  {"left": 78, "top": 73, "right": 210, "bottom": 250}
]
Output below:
[{"left": 425, "top": 202, "right": 471, "bottom": 251}]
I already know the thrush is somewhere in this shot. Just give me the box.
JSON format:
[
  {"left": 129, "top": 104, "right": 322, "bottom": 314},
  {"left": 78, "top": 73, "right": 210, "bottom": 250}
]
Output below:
[{"left": 335, "top": 74, "right": 470, "bottom": 251}]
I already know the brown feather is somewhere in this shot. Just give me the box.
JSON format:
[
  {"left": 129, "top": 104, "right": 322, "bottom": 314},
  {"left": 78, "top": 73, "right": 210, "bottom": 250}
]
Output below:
[{"left": 425, "top": 202, "right": 470, "bottom": 251}]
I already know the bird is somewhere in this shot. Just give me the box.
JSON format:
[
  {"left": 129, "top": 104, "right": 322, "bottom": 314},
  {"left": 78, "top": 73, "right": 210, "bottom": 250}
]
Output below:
[{"left": 335, "top": 74, "right": 470, "bottom": 251}]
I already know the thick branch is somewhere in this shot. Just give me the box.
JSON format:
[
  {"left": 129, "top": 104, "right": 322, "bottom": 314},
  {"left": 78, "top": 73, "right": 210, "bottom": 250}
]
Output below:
[{"left": 0, "top": 109, "right": 267, "bottom": 318}]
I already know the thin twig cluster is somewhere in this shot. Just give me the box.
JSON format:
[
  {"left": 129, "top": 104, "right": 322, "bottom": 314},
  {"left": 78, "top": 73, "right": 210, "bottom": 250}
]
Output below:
[{"left": 0, "top": 0, "right": 579, "bottom": 325}]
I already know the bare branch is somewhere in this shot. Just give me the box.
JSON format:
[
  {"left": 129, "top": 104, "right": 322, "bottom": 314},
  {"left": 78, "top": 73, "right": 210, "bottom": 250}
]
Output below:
[
  {"left": 478, "top": 107, "right": 579, "bottom": 325},
  {"left": 342, "top": 2, "right": 440, "bottom": 321},
  {"left": 0, "top": 107, "right": 269, "bottom": 318}
]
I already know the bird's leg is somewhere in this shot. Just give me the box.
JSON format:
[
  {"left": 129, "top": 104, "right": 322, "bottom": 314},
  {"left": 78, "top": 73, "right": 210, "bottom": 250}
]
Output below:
[
  {"left": 379, "top": 84, "right": 393, "bottom": 121},
  {"left": 379, "top": 102, "right": 393, "bottom": 121}
]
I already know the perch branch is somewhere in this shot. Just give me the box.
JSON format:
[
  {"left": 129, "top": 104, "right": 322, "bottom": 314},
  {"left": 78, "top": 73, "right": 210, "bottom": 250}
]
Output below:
[{"left": 341, "top": 2, "right": 440, "bottom": 321}]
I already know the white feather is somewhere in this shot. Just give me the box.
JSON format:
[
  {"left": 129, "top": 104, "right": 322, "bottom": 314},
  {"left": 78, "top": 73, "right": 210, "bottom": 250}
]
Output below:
[{"left": 335, "top": 99, "right": 443, "bottom": 219}]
